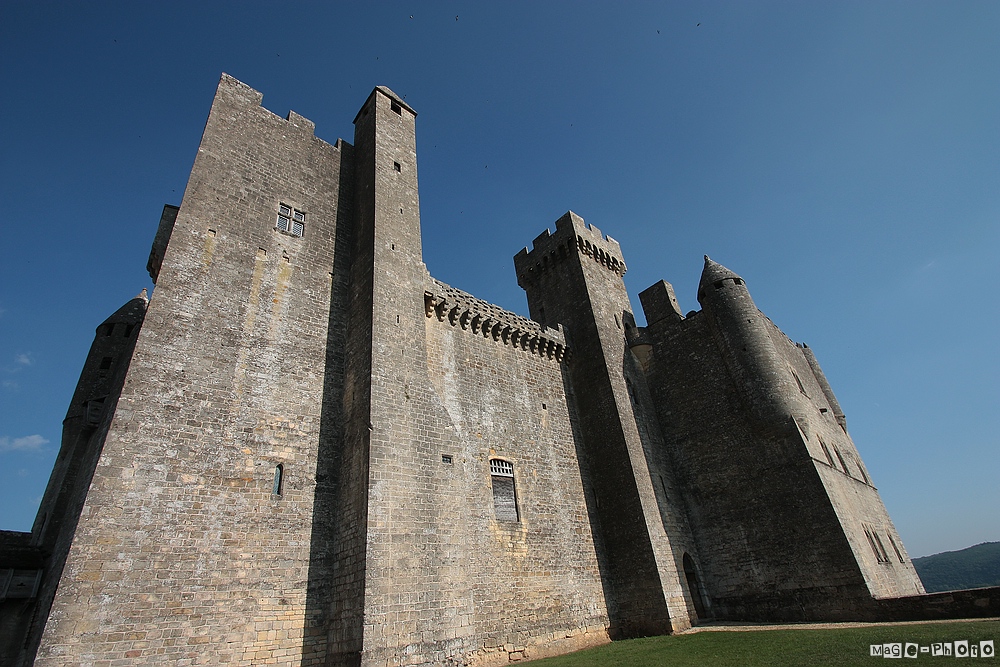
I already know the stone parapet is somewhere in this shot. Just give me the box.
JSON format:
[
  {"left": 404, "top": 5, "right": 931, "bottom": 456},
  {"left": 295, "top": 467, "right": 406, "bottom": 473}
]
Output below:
[
  {"left": 425, "top": 278, "right": 569, "bottom": 362},
  {"left": 515, "top": 211, "right": 626, "bottom": 289}
]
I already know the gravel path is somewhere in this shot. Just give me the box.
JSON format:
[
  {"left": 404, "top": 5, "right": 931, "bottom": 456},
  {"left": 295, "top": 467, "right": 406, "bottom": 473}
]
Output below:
[{"left": 679, "top": 617, "right": 1000, "bottom": 633}]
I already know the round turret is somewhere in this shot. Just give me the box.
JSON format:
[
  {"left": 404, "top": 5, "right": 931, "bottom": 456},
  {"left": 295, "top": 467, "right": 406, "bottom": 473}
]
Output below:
[
  {"left": 697, "top": 255, "right": 743, "bottom": 303},
  {"left": 697, "top": 257, "right": 805, "bottom": 432}
]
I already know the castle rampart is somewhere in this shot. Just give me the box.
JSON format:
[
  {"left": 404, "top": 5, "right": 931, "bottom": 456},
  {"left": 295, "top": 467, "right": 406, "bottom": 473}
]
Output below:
[{"left": 0, "top": 76, "right": 954, "bottom": 667}]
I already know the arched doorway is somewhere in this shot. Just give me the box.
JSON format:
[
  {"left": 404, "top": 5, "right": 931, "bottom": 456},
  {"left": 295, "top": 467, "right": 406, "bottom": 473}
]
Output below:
[{"left": 683, "top": 553, "right": 709, "bottom": 620}]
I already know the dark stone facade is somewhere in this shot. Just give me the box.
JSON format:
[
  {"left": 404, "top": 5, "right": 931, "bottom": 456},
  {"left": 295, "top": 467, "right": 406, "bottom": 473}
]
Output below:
[{"left": 3, "top": 75, "right": 969, "bottom": 667}]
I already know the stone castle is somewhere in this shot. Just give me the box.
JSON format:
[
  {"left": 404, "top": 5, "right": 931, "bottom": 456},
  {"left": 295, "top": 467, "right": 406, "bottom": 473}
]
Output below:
[{"left": 5, "top": 74, "right": 993, "bottom": 666}]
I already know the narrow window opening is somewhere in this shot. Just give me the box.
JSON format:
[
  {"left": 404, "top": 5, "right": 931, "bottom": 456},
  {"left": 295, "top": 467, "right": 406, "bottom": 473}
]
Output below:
[
  {"left": 541, "top": 403, "right": 547, "bottom": 410},
  {"left": 792, "top": 370, "right": 807, "bottom": 395},
  {"left": 393, "top": 161, "right": 401, "bottom": 172},
  {"left": 391, "top": 243, "right": 395, "bottom": 250},
  {"left": 835, "top": 447, "right": 851, "bottom": 476},
  {"left": 819, "top": 439, "right": 835, "bottom": 468},
  {"left": 390, "top": 100, "right": 402, "bottom": 115},
  {"left": 272, "top": 464, "right": 284, "bottom": 496},
  {"left": 872, "top": 531, "right": 891, "bottom": 564},
  {"left": 888, "top": 534, "right": 905, "bottom": 563},
  {"left": 123, "top": 324, "right": 135, "bottom": 338},
  {"left": 864, "top": 528, "right": 884, "bottom": 562},
  {"left": 733, "top": 278, "right": 743, "bottom": 286},
  {"left": 856, "top": 458, "right": 871, "bottom": 485},
  {"left": 441, "top": 454, "right": 453, "bottom": 464},
  {"left": 489, "top": 459, "right": 518, "bottom": 522},
  {"left": 102, "top": 323, "right": 114, "bottom": 337},
  {"left": 99, "top": 357, "right": 113, "bottom": 370},
  {"left": 396, "top": 315, "right": 400, "bottom": 324}
]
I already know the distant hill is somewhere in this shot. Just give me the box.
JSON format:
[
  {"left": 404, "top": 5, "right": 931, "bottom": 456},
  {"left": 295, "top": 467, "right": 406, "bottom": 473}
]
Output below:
[{"left": 912, "top": 541, "right": 1000, "bottom": 593}]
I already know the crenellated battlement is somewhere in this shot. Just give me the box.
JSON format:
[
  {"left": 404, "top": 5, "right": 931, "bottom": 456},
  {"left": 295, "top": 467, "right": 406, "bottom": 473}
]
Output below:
[
  {"left": 515, "top": 211, "right": 626, "bottom": 288},
  {"left": 216, "top": 72, "right": 320, "bottom": 139},
  {"left": 425, "top": 278, "right": 569, "bottom": 362}
]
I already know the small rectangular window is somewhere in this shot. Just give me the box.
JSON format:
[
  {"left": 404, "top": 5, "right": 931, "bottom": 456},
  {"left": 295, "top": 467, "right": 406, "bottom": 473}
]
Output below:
[
  {"left": 393, "top": 161, "right": 401, "bottom": 172},
  {"left": 441, "top": 454, "right": 453, "bottom": 464},
  {"left": 391, "top": 100, "right": 402, "bottom": 115},
  {"left": 490, "top": 459, "right": 513, "bottom": 476},
  {"left": 99, "top": 357, "right": 113, "bottom": 370}
]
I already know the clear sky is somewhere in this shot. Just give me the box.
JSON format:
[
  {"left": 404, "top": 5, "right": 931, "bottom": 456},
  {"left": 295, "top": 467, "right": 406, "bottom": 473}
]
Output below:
[{"left": 0, "top": 1, "right": 997, "bottom": 558}]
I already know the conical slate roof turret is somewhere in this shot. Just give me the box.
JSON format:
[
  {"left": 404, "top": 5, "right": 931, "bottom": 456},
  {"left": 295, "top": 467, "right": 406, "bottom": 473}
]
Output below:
[
  {"left": 98, "top": 290, "right": 149, "bottom": 328},
  {"left": 698, "top": 255, "right": 743, "bottom": 301}
]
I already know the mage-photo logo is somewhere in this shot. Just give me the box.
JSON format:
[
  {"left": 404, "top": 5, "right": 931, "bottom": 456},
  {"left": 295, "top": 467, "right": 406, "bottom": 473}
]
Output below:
[{"left": 871, "top": 640, "right": 994, "bottom": 658}]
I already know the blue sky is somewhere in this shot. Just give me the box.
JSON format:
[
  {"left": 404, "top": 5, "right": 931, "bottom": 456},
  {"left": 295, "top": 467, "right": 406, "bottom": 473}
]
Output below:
[{"left": 0, "top": 1, "right": 997, "bottom": 558}]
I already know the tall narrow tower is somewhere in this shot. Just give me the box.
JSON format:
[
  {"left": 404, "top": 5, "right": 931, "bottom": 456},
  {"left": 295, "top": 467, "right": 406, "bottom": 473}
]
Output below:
[
  {"left": 515, "top": 212, "right": 698, "bottom": 636},
  {"left": 335, "top": 86, "right": 486, "bottom": 666}
]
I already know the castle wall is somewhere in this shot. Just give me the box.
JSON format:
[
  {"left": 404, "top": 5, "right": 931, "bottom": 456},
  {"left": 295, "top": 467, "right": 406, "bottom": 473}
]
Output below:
[
  {"left": 13, "top": 74, "right": 935, "bottom": 665},
  {"left": 638, "top": 263, "right": 925, "bottom": 620},
  {"left": 768, "top": 334, "right": 925, "bottom": 599},
  {"left": 418, "top": 281, "right": 610, "bottom": 663},
  {"left": 35, "top": 74, "right": 353, "bottom": 665},
  {"left": 638, "top": 308, "right": 876, "bottom": 620}
]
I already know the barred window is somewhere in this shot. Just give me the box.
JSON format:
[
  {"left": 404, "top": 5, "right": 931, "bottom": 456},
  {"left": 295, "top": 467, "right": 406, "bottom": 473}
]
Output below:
[
  {"left": 276, "top": 203, "right": 305, "bottom": 237},
  {"left": 489, "top": 459, "right": 518, "bottom": 522}
]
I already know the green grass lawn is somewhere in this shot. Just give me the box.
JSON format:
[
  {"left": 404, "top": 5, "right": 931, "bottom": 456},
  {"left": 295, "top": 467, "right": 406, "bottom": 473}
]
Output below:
[{"left": 526, "top": 621, "right": 999, "bottom": 666}]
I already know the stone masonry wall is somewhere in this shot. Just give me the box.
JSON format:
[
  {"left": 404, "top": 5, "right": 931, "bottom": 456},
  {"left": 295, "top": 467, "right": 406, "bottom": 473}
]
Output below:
[
  {"left": 12, "top": 295, "right": 148, "bottom": 667},
  {"left": 35, "top": 74, "right": 352, "bottom": 665},
  {"left": 515, "top": 213, "right": 696, "bottom": 637},
  {"left": 19, "top": 74, "right": 939, "bottom": 666},
  {"left": 639, "top": 304, "right": 877, "bottom": 621},
  {"left": 421, "top": 280, "right": 610, "bottom": 664},
  {"left": 768, "top": 331, "right": 925, "bottom": 599}
]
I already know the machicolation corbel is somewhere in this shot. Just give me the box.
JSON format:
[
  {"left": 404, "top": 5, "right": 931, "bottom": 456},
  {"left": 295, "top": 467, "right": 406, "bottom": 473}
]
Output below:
[{"left": 426, "top": 279, "right": 569, "bottom": 363}]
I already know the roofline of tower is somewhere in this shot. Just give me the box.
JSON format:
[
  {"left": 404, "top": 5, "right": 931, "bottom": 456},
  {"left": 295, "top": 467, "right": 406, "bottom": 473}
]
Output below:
[{"left": 353, "top": 86, "right": 417, "bottom": 124}]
